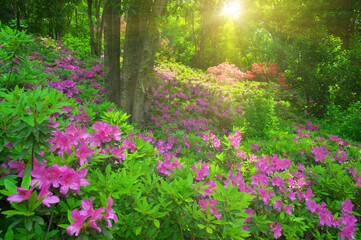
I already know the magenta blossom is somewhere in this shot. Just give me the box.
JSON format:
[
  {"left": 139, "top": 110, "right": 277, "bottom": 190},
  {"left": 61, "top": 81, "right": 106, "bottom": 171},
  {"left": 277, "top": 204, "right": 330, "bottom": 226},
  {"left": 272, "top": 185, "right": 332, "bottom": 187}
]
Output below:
[
  {"left": 80, "top": 197, "right": 103, "bottom": 232},
  {"left": 76, "top": 140, "right": 96, "bottom": 166},
  {"left": 273, "top": 199, "right": 282, "bottom": 212},
  {"left": 7, "top": 187, "right": 33, "bottom": 202},
  {"left": 103, "top": 197, "right": 119, "bottom": 227},
  {"left": 342, "top": 198, "right": 354, "bottom": 214},
  {"left": 269, "top": 221, "right": 282, "bottom": 239},
  {"left": 198, "top": 198, "right": 222, "bottom": 220},
  {"left": 7, "top": 161, "right": 25, "bottom": 177},
  {"left": 339, "top": 225, "right": 355, "bottom": 240},
  {"left": 191, "top": 161, "right": 210, "bottom": 181},
  {"left": 284, "top": 205, "right": 293, "bottom": 215},
  {"left": 66, "top": 209, "right": 86, "bottom": 236},
  {"left": 38, "top": 183, "right": 60, "bottom": 207},
  {"left": 58, "top": 168, "right": 90, "bottom": 195}
]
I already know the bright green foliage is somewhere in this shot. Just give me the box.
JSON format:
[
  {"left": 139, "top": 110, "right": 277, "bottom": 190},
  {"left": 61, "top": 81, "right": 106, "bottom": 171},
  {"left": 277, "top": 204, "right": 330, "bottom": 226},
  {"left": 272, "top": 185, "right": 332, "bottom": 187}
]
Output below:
[
  {"left": 0, "top": 86, "right": 69, "bottom": 165},
  {"left": 0, "top": 26, "right": 34, "bottom": 89}
]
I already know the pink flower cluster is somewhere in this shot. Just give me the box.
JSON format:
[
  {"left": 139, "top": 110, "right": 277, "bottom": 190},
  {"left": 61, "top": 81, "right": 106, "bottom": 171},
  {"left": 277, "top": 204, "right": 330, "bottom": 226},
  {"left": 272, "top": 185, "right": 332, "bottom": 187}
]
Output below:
[
  {"left": 191, "top": 161, "right": 210, "bottom": 181},
  {"left": 31, "top": 161, "right": 90, "bottom": 195},
  {"left": 49, "top": 121, "right": 122, "bottom": 165},
  {"left": 228, "top": 129, "right": 242, "bottom": 148},
  {"left": 67, "top": 197, "right": 118, "bottom": 236},
  {"left": 6, "top": 160, "right": 90, "bottom": 208}
]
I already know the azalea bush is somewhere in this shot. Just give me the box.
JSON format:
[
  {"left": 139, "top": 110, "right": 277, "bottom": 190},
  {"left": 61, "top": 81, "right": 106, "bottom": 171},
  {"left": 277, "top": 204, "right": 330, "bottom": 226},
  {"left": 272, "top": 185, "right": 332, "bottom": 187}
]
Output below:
[{"left": 0, "top": 29, "right": 360, "bottom": 240}]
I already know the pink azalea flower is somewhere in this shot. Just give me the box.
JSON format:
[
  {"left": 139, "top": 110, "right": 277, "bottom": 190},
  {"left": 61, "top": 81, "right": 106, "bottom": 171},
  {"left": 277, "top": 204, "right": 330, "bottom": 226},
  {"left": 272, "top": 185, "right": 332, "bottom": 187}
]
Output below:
[
  {"left": 46, "top": 164, "right": 68, "bottom": 188},
  {"left": 80, "top": 197, "right": 103, "bottom": 232},
  {"left": 339, "top": 225, "right": 355, "bottom": 240},
  {"left": 258, "top": 188, "right": 274, "bottom": 205},
  {"left": 65, "top": 125, "right": 91, "bottom": 140},
  {"left": 157, "top": 159, "right": 171, "bottom": 175},
  {"left": 7, "top": 187, "right": 32, "bottom": 202},
  {"left": 287, "top": 190, "right": 296, "bottom": 201},
  {"left": 236, "top": 150, "right": 247, "bottom": 159},
  {"left": 284, "top": 205, "right": 293, "bottom": 215},
  {"left": 198, "top": 198, "right": 222, "bottom": 220},
  {"left": 103, "top": 197, "right": 119, "bottom": 227},
  {"left": 122, "top": 139, "right": 137, "bottom": 152},
  {"left": 311, "top": 146, "right": 327, "bottom": 162},
  {"left": 191, "top": 161, "right": 210, "bottom": 181},
  {"left": 58, "top": 168, "right": 90, "bottom": 195},
  {"left": 251, "top": 174, "right": 269, "bottom": 188},
  {"left": 229, "top": 129, "right": 242, "bottom": 148},
  {"left": 80, "top": 197, "right": 101, "bottom": 217},
  {"left": 213, "top": 138, "right": 220, "bottom": 148},
  {"left": 332, "top": 218, "right": 342, "bottom": 228},
  {"left": 244, "top": 207, "right": 254, "bottom": 222},
  {"left": 38, "top": 183, "right": 59, "bottom": 207},
  {"left": 90, "top": 121, "right": 121, "bottom": 147},
  {"left": 30, "top": 164, "right": 50, "bottom": 189},
  {"left": 271, "top": 176, "right": 286, "bottom": 188},
  {"left": 273, "top": 199, "right": 282, "bottom": 212},
  {"left": 200, "top": 179, "right": 217, "bottom": 197},
  {"left": 269, "top": 221, "right": 282, "bottom": 239},
  {"left": 66, "top": 209, "right": 86, "bottom": 236},
  {"left": 76, "top": 140, "right": 96, "bottom": 166},
  {"left": 342, "top": 214, "right": 357, "bottom": 227},
  {"left": 319, "top": 209, "right": 333, "bottom": 226},
  {"left": 50, "top": 130, "right": 78, "bottom": 155},
  {"left": 305, "top": 199, "right": 319, "bottom": 214},
  {"left": 87, "top": 209, "right": 103, "bottom": 232},
  {"left": 7, "top": 161, "right": 25, "bottom": 177},
  {"left": 342, "top": 198, "right": 354, "bottom": 214}
]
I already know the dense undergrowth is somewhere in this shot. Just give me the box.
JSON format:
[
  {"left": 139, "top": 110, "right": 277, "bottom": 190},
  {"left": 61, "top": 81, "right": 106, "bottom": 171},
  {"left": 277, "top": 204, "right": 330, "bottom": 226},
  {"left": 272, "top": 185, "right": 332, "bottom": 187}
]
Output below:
[{"left": 0, "top": 26, "right": 360, "bottom": 240}]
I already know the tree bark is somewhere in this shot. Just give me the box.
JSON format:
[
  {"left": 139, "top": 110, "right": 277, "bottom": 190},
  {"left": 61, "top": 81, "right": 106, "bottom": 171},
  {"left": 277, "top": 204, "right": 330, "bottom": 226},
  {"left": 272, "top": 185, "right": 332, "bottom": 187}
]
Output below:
[
  {"left": 88, "top": 0, "right": 96, "bottom": 56},
  {"left": 104, "top": 0, "right": 121, "bottom": 104},
  {"left": 121, "top": 0, "right": 166, "bottom": 128},
  {"left": 94, "top": 0, "right": 102, "bottom": 56}
]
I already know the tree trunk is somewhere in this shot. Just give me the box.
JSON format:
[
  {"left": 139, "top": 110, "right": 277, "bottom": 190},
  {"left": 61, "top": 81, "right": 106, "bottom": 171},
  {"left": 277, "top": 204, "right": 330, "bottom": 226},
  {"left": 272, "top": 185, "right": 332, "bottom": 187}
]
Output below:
[
  {"left": 94, "top": 0, "right": 102, "bottom": 56},
  {"left": 98, "top": 9, "right": 105, "bottom": 56},
  {"left": 103, "top": 0, "right": 121, "bottom": 104},
  {"left": 88, "top": 0, "right": 96, "bottom": 56},
  {"left": 121, "top": 0, "right": 166, "bottom": 128}
]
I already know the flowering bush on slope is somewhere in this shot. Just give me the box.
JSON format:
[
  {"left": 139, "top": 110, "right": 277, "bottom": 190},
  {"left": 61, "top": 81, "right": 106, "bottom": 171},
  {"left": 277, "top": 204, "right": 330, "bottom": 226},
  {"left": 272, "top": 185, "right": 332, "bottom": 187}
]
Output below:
[{"left": 0, "top": 30, "right": 360, "bottom": 240}]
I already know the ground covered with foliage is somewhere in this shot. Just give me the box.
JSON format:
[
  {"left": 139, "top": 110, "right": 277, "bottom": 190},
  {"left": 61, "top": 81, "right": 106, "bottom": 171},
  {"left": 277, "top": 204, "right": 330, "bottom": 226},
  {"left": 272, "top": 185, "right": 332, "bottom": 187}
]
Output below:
[{"left": 0, "top": 27, "right": 361, "bottom": 240}]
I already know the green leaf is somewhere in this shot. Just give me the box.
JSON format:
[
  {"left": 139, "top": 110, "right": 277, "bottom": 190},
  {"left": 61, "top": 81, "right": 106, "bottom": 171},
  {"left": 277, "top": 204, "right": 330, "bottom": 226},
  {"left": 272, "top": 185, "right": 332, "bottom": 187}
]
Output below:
[
  {"left": 154, "top": 218, "right": 160, "bottom": 228},
  {"left": 58, "top": 224, "right": 70, "bottom": 229},
  {"left": 34, "top": 223, "right": 43, "bottom": 237},
  {"left": 5, "top": 179, "right": 17, "bottom": 194},
  {"left": 19, "top": 148, "right": 29, "bottom": 160},
  {"left": 68, "top": 209, "right": 74, "bottom": 223},
  {"left": 28, "top": 191, "right": 39, "bottom": 212},
  {"left": 33, "top": 142, "right": 41, "bottom": 155},
  {"left": 206, "top": 227, "right": 213, "bottom": 234},
  {"left": 11, "top": 202, "right": 28, "bottom": 212},
  {"left": 32, "top": 216, "right": 44, "bottom": 225},
  {"left": 4, "top": 227, "right": 14, "bottom": 240},
  {"left": 197, "top": 224, "right": 205, "bottom": 229},
  {"left": 25, "top": 217, "right": 33, "bottom": 231},
  {"left": 2, "top": 210, "right": 27, "bottom": 216},
  {"left": 187, "top": 172, "right": 193, "bottom": 186},
  {"left": 280, "top": 211, "right": 284, "bottom": 220},
  {"left": 105, "top": 164, "right": 111, "bottom": 178},
  {"left": 21, "top": 172, "right": 31, "bottom": 189},
  {"left": 135, "top": 226, "right": 142, "bottom": 235}
]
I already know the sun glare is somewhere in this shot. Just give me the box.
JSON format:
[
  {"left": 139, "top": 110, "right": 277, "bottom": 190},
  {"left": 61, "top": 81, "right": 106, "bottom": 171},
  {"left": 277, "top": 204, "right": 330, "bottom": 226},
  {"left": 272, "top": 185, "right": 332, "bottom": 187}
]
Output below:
[{"left": 222, "top": 1, "right": 241, "bottom": 19}]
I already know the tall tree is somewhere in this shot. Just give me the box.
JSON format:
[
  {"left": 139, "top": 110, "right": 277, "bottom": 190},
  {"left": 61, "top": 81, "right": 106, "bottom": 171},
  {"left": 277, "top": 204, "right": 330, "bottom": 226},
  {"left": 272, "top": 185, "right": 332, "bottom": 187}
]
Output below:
[
  {"left": 120, "top": 0, "right": 166, "bottom": 127},
  {"left": 87, "top": 0, "right": 104, "bottom": 56},
  {"left": 103, "top": 0, "right": 121, "bottom": 105}
]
